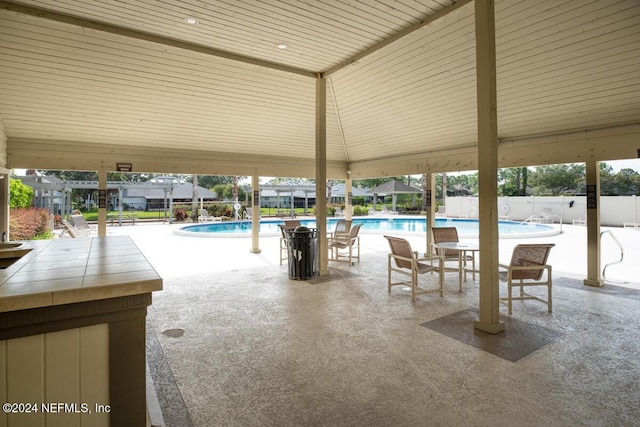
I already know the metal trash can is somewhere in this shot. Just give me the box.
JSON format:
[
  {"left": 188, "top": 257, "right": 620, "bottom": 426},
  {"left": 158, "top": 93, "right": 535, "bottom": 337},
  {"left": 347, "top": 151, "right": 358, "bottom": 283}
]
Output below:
[{"left": 285, "top": 226, "right": 318, "bottom": 280}]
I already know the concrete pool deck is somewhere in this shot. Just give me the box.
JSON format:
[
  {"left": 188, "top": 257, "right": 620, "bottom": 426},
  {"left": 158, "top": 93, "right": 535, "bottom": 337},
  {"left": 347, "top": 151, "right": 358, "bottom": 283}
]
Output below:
[
  {"left": 107, "top": 219, "right": 639, "bottom": 290},
  {"left": 99, "top": 219, "right": 640, "bottom": 426}
]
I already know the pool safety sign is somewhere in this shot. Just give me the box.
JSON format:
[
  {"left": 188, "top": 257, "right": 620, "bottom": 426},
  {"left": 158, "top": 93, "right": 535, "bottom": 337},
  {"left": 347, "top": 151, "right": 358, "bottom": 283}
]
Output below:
[{"left": 117, "top": 163, "right": 132, "bottom": 172}]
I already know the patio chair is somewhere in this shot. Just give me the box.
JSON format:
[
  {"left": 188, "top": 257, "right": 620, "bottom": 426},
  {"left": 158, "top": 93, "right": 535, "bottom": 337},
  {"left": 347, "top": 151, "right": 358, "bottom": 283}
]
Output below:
[
  {"left": 278, "top": 223, "right": 298, "bottom": 265},
  {"left": 435, "top": 206, "right": 447, "bottom": 218},
  {"left": 334, "top": 207, "right": 345, "bottom": 217},
  {"left": 329, "top": 223, "right": 362, "bottom": 265},
  {"left": 431, "top": 227, "right": 476, "bottom": 281},
  {"left": 499, "top": 243, "right": 555, "bottom": 314},
  {"left": 331, "top": 219, "right": 352, "bottom": 237},
  {"left": 384, "top": 236, "right": 440, "bottom": 301}
]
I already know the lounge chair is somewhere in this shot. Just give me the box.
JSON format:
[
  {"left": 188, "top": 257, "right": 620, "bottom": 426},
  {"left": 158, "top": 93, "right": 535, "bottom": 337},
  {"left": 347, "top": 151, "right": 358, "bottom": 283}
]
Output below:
[
  {"left": 199, "top": 208, "right": 221, "bottom": 222},
  {"left": 61, "top": 219, "right": 90, "bottom": 238},
  {"left": 573, "top": 216, "right": 586, "bottom": 225},
  {"left": 431, "top": 227, "right": 476, "bottom": 281},
  {"left": 499, "top": 243, "right": 555, "bottom": 314},
  {"left": 334, "top": 207, "right": 345, "bottom": 217},
  {"left": 384, "top": 236, "right": 440, "bottom": 301},
  {"left": 379, "top": 206, "right": 398, "bottom": 216},
  {"left": 532, "top": 208, "right": 555, "bottom": 223},
  {"left": 328, "top": 223, "right": 362, "bottom": 265},
  {"left": 70, "top": 214, "right": 90, "bottom": 230},
  {"left": 435, "top": 206, "right": 447, "bottom": 218}
]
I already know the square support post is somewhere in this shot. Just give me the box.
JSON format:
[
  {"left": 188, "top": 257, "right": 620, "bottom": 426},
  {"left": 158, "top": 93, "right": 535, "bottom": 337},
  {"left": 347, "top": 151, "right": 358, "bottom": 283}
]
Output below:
[
  {"left": 473, "top": 0, "right": 504, "bottom": 334},
  {"left": 584, "top": 159, "right": 603, "bottom": 287},
  {"left": 316, "top": 76, "right": 328, "bottom": 275},
  {"left": 250, "top": 175, "right": 261, "bottom": 254}
]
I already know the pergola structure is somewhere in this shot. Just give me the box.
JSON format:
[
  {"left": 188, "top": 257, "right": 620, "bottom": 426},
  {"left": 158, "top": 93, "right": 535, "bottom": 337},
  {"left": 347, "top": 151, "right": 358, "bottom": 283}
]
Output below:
[
  {"left": 20, "top": 178, "right": 178, "bottom": 224},
  {"left": 1, "top": 0, "right": 639, "bottom": 333}
]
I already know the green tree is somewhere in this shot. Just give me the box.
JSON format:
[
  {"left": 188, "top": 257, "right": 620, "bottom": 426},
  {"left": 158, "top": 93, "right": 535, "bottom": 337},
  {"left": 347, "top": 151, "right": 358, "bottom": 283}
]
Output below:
[
  {"left": 9, "top": 178, "right": 34, "bottom": 208},
  {"left": 498, "top": 167, "right": 529, "bottom": 196},
  {"left": 601, "top": 168, "right": 640, "bottom": 195},
  {"left": 187, "top": 175, "right": 245, "bottom": 189},
  {"left": 212, "top": 184, "right": 246, "bottom": 201},
  {"left": 528, "top": 164, "right": 585, "bottom": 195}
]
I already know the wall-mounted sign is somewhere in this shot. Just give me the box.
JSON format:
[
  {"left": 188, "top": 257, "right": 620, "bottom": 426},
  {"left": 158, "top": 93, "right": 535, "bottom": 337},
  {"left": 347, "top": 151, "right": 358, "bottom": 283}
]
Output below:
[
  {"left": 586, "top": 184, "right": 597, "bottom": 209},
  {"left": 98, "top": 189, "right": 107, "bottom": 209},
  {"left": 348, "top": 191, "right": 353, "bottom": 205},
  {"left": 426, "top": 190, "right": 432, "bottom": 207},
  {"left": 253, "top": 190, "right": 259, "bottom": 206},
  {"left": 117, "top": 163, "right": 132, "bottom": 172}
]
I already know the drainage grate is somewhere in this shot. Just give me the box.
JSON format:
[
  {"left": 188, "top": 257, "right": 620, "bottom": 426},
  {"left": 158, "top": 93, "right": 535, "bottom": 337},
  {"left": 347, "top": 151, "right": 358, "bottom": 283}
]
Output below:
[{"left": 161, "top": 328, "right": 185, "bottom": 338}]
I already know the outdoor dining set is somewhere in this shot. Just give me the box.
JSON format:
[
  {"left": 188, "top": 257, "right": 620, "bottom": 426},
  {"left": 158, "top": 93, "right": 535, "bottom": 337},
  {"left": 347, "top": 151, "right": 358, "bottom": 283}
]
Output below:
[
  {"left": 278, "top": 218, "right": 555, "bottom": 315},
  {"left": 385, "top": 228, "right": 555, "bottom": 314}
]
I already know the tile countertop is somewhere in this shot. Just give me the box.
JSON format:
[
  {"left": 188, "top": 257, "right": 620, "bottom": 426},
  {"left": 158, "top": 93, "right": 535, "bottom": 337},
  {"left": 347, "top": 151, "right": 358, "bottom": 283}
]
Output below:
[{"left": 0, "top": 236, "right": 163, "bottom": 313}]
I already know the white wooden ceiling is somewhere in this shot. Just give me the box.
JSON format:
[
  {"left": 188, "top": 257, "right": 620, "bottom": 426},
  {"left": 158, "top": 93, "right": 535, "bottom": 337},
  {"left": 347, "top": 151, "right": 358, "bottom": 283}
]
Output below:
[{"left": 1, "top": 0, "right": 639, "bottom": 177}]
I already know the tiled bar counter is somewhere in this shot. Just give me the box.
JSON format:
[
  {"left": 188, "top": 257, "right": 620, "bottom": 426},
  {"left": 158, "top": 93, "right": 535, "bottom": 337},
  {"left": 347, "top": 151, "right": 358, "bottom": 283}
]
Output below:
[{"left": 0, "top": 236, "right": 162, "bottom": 427}]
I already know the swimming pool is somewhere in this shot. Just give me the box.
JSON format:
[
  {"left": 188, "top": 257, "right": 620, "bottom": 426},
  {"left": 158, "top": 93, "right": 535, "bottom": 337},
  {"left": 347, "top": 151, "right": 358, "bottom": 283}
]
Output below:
[{"left": 177, "top": 217, "right": 558, "bottom": 239}]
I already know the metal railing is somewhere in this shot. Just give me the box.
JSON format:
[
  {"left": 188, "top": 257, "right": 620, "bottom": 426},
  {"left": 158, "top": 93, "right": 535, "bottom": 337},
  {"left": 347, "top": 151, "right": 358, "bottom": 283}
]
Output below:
[{"left": 601, "top": 230, "right": 625, "bottom": 283}]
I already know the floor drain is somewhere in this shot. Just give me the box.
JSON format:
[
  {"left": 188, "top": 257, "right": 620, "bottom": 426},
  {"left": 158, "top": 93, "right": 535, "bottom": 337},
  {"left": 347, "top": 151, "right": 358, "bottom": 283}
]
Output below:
[{"left": 162, "top": 328, "right": 185, "bottom": 338}]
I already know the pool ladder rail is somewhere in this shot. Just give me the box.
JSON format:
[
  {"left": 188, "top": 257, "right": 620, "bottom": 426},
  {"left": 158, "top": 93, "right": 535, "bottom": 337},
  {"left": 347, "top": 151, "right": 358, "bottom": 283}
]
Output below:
[
  {"left": 512, "top": 214, "right": 563, "bottom": 233},
  {"left": 601, "top": 230, "right": 625, "bottom": 283}
]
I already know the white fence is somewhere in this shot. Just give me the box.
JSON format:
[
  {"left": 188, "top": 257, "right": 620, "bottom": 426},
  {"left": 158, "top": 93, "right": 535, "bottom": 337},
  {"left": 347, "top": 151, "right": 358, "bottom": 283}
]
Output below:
[{"left": 444, "top": 195, "right": 640, "bottom": 227}]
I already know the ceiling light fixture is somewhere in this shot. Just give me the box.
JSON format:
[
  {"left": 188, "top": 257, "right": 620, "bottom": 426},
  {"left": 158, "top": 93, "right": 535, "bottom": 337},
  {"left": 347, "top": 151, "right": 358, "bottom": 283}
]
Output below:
[
  {"left": 275, "top": 42, "right": 288, "bottom": 50},
  {"left": 184, "top": 17, "right": 199, "bottom": 25}
]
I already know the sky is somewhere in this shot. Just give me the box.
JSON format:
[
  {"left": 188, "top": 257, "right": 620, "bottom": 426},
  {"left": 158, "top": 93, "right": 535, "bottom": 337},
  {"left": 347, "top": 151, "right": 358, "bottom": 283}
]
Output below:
[{"left": 12, "top": 158, "right": 640, "bottom": 180}]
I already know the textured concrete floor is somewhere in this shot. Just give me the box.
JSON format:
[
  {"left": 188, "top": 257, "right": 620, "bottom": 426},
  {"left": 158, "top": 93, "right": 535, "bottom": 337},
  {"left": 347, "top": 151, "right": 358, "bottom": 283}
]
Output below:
[
  {"left": 138, "top": 231, "right": 640, "bottom": 427},
  {"left": 102, "top": 222, "right": 640, "bottom": 425}
]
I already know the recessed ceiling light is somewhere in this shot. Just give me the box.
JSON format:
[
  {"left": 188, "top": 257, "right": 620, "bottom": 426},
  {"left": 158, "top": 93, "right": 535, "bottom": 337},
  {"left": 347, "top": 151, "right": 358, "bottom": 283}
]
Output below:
[
  {"left": 275, "top": 42, "right": 288, "bottom": 50},
  {"left": 184, "top": 17, "right": 199, "bottom": 25}
]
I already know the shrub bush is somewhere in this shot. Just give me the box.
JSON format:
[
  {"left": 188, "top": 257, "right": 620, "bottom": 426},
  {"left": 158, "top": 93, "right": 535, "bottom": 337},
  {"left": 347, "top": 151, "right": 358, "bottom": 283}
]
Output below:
[
  {"left": 353, "top": 205, "right": 368, "bottom": 216},
  {"left": 10, "top": 208, "right": 50, "bottom": 240},
  {"left": 173, "top": 208, "right": 189, "bottom": 221}
]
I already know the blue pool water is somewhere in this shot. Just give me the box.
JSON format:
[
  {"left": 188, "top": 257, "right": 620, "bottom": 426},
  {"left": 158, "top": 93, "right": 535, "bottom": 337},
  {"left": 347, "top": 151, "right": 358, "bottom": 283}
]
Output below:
[{"left": 179, "top": 217, "right": 556, "bottom": 238}]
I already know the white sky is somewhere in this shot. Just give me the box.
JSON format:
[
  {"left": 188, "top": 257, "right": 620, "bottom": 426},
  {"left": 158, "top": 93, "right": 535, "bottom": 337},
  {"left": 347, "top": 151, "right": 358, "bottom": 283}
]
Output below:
[{"left": 12, "top": 158, "right": 640, "bottom": 180}]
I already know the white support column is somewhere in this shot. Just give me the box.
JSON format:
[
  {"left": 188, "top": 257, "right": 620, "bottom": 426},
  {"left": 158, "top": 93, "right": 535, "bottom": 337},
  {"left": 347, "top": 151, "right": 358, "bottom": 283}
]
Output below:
[
  {"left": 425, "top": 172, "right": 436, "bottom": 258},
  {"left": 474, "top": 0, "right": 504, "bottom": 334},
  {"left": 316, "top": 76, "right": 328, "bottom": 275},
  {"left": 345, "top": 176, "right": 353, "bottom": 221},
  {"left": 584, "top": 159, "right": 603, "bottom": 287},
  {"left": 250, "top": 175, "right": 261, "bottom": 254},
  {"left": 0, "top": 174, "right": 9, "bottom": 241},
  {"left": 98, "top": 170, "right": 107, "bottom": 237}
]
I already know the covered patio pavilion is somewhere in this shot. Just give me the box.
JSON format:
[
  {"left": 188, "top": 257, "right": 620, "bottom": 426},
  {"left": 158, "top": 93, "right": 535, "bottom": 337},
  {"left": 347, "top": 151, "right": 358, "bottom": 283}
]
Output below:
[
  {"left": 0, "top": 1, "right": 639, "bottom": 424},
  {"left": 2, "top": 0, "right": 638, "bottom": 333}
]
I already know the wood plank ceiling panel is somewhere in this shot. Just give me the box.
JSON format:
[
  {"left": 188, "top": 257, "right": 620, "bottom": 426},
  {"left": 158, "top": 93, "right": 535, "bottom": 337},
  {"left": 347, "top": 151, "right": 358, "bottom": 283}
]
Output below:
[
  {"left": 330, "top": 2, "right": 477, "bottom": 162},
  {"left": 6, "top": 0, "right": 455, "bottom": 72},
  {"left": 495, "top": 0, "right": 640, "bottom": 137},
  {"left": 0, "top": 10, "right": 351, "bottom": 160}
]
